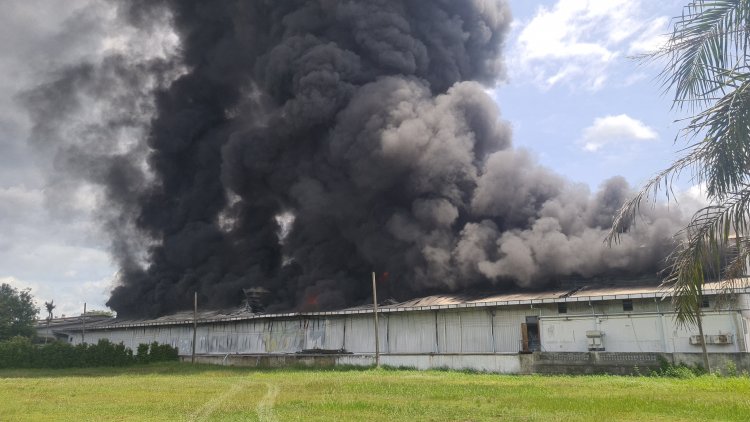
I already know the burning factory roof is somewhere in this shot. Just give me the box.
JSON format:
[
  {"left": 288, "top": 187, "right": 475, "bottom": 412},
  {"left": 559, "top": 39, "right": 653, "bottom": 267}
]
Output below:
[{"left": 78, "top": 278, "right": 750, "bottom": 331}]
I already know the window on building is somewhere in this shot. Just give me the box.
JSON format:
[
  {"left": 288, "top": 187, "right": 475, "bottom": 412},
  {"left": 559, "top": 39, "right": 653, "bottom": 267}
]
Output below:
[
  {"left": 701, "top": 297, "right": 710, "bottom": 308},
  {"left": 622, "top": 299, "right": 633, "bottom": 312},
  {"left": 557, "top": 302, "right": 567, "bottom": 314}
]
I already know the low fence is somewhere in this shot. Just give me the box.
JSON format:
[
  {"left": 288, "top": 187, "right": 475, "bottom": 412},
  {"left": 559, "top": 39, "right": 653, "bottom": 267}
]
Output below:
[
  {"left": 180, "top": 351, "right": 750, "bottom": 375},
  {"left": 531, "top": 351, "right": 750, "bottom": 375}
]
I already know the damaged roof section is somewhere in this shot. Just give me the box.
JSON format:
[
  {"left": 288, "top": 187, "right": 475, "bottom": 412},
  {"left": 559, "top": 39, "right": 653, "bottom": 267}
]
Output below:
[
  {"left": 79, "top": 279, "right": 750, "bottom": 330},
  {"left": 36, "top": 314, "right": 116, "bottom": 340}
]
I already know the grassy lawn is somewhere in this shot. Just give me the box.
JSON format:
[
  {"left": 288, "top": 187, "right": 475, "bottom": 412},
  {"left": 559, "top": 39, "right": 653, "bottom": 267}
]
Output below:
[{"left": 1, "top": 363, "right": 749, "bottom": 421}]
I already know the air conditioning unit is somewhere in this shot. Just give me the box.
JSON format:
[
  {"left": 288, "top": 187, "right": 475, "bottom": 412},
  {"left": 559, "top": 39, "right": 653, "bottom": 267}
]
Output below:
[
  {"left": 586, "top": 330, "right": 605, "bottom": 351},
  {"left": 689, "top": 334, "right": 734, "bottom": 345},
  {"left": 710, "top": 334, "right": 733, "bottom": 345}
]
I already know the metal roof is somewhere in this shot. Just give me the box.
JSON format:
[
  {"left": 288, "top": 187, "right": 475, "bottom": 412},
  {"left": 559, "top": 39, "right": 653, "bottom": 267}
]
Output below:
[
  {"left": 80, "top": 278, "right": 750, "bottom": 331},
  {"left": 35, "top": 314, "right": 114, "bottom": 330}
]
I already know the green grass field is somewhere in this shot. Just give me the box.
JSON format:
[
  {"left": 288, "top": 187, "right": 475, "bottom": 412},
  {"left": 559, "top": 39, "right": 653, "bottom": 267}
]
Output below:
[{"left": 1, "top": 363, "right": 749, "bottom": 421}]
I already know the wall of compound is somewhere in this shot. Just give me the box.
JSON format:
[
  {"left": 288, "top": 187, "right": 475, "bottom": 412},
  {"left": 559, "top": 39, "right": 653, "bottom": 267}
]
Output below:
[{"left": 184, "top": 350, "right": 750, "bottom": 375}]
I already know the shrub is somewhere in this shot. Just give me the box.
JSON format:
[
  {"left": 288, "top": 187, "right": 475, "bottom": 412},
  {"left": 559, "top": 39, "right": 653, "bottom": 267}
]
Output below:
[
  {"left": 0, "top": 338, "right": 175, "bottom": 369},
  {"left": 724, "top": 360, "right": 738, "bottom": 377},
  {"left": 40, "top": 341, "right": 80, "bottom": 368},
  {"left": 148, "top": 342, "right": 179, "bottom": 363},
  {"left": 650, "top": 356, "right": 705, "bottom": 378},
  {"left": 136, "top": 343, "right": 150, "bottom": 363},
  {"left": 134, "top": 342, "right": 179, "bottom": 364},
  {"left": 0, "top": 336, "right": 35, "bottom": 368}
]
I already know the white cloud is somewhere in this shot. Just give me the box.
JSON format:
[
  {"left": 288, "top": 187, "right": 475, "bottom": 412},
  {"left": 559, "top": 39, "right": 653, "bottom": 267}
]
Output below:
[
  {"left": 628, "top": 17, "right": 670, "bottom": 55},
  {"left": 510, "top": 0, "right": 669, "bottom": 90},
  {"left": 1, "top": 276, "right": 38, "bottom": 291},
  {"left": 1, "top": 274, "right": 114, "bottom": 318},
  {"left": 580, "top": 114, "right": 658, "bottom": 151}
]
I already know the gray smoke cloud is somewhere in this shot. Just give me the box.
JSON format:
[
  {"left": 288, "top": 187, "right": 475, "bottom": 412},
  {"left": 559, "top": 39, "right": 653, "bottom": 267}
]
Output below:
[{"left": 22, "top": 0, "right": 684, "bottom": 317}]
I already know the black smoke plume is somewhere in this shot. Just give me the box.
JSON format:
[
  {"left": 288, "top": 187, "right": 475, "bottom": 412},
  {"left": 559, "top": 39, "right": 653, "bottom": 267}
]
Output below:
[{"left": 23, "top": 0, "right": 685, "bottom": 317}]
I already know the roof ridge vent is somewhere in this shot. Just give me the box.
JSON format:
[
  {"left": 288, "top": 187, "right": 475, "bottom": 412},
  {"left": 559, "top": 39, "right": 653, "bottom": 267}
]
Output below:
[{"left": 559, "top": 286, "right": 585, "bottom": 298}]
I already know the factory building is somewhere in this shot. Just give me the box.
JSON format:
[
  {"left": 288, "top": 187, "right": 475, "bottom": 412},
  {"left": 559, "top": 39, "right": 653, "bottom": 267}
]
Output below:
[
  {"left": 35, "top": 314, "right": 114, "bottom": 344},
  {"left": 66, "top": 279, "right": 750, "bottom": 374}
]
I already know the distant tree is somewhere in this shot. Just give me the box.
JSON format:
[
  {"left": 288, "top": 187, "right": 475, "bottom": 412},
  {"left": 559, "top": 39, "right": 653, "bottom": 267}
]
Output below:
[
  {"left": 43, "top": 300, "right": 56, "bottom": 344},
  {"left": 0, "top": 284, "right": 39, "bottom": 341},
  {"left": 44, "top": 301, "right": 55, "bottom": 320}
]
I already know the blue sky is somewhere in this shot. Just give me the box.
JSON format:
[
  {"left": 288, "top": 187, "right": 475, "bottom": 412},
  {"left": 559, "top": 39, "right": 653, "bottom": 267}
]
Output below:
[
  {"left": 498, "top": 0, "right": 687, "bottom": 190},
  {"left": 0, "top": 0, "right": 700, "bottom": 317}
]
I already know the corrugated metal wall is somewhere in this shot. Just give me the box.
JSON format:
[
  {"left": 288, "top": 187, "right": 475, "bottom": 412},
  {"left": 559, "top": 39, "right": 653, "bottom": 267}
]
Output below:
[
  {"left": 80, "top": 308, "right": 533, "bottom": 355},
  {"left": 77, "top": 296, "right": 743, "bottom": 356},
  {"left": 385, "top": 312, "right": 436, "bottom": 353}
]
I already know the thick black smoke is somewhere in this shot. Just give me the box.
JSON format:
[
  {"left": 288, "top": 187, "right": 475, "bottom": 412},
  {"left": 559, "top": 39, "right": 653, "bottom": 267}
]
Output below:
[{"left": 23, "top": 0, "right": 685, "bottom": 317}]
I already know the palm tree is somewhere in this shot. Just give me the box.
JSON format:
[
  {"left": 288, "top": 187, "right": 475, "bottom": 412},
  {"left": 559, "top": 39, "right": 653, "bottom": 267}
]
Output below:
[
  {"left": 608, "top": 0, "right": 750, "bottom": 372},
  {"left": 45, "top": 300, "right": 55, "bottom": 320},
  {"left": 44, "top": 300, "right": 55, "bottom": 344}
]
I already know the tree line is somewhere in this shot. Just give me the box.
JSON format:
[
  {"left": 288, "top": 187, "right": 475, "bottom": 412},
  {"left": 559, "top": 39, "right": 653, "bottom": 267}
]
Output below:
[{"left": 0, "top": 283, "right": 178, "bottom": 368}]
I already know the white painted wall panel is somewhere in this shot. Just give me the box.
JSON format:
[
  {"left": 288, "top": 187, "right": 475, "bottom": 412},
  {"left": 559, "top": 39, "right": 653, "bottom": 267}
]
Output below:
[
  {"left": 541, "top": 312, "right": 742, "bottom": 353},
  {"left": 540, "top": 318, "right": 589, "bottom": 352},
  {"left": 662, "top": 313, "right": 741, "bottom": 353},
  {"left": 599, "top": 316, "right": 665, "bottom": 352}
]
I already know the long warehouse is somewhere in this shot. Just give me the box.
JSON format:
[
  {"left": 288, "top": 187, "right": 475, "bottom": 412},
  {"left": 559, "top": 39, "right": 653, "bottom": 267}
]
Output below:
[{"left": 60, "top": 279, "right": 750, "bottom": 374}]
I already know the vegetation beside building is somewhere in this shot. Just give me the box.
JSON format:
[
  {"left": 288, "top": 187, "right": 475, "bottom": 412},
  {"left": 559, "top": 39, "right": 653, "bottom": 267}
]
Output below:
[
  {"left": 0, "top": 283, "right": 38, "bottom": 341},
  {"left": 0, "top": 337, "right": 178, "bottom": 369}
]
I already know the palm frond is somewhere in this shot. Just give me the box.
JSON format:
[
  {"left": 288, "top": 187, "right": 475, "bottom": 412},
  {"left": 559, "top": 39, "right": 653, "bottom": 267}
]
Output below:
[
  {"left": 661, "top": 186, "right": 750, "bottom": 324},
  {"left": 651, "top": 0, "right": 750, "bottom": 110},
  {"left": 611, "top": 1, "right": 750, "bottom": 329},
  {"left": 607, "top": 76, "right": 750, "bottom": 244},
  {"left": 685, "top": 74, "right": 750, "bottom": 197}
]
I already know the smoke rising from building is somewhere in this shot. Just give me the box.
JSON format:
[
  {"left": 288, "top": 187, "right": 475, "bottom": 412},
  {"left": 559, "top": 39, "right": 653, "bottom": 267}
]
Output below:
[{"left": 22, "top": 0, "right": 685, "bottom": 317}]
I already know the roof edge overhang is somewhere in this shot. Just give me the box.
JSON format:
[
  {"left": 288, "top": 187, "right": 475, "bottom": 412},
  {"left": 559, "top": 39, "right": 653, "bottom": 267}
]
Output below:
[{"left": 78, "top": 285, "right": 750, "bottom": 331}]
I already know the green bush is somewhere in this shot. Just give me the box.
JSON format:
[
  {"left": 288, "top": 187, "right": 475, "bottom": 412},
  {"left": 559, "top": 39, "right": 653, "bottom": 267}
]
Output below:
[
  {"left": 650, "top": 356, "right": 706, "bottom": 378},
  {"left": 134, "top": 342, "right": 179, "bottom": 364},
  {"left": 0, "top": 338, "right": 176, "bottom": 369},
  {"left": 40, "top": 340, "right": 80, "bottom": 368},
  {"left": 148, "top": 342, "right": 179, "bottom": 363},
  {"left": 80, "top": 339, "right": 133, "bottom": 367},
  {"left": 724, "top": 360, "right": 738, "bottom": 377},
  {"left": 0, "top": 336, "right": 35, "bottom": 368},
  {"left": 136, "top": 343, "right": 150, "bottom": 363}
]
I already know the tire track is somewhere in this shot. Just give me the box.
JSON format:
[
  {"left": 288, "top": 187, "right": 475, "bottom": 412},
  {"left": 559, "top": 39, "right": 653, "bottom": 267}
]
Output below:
[
  {"left": 187, "top": 380, "right": 279, "bottom": 422},
  {"left": 256, "top": 382, "right": 280, "bottom": 422},
  {"left": 187, "top": 382, "right": 247, "bottom": 421}
]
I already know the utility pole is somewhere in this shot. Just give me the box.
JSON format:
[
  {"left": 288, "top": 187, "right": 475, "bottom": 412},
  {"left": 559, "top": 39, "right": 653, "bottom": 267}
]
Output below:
[
  {"left": 192, "top": 292, "right": 197, "bottom": 364},
  {"left": 372, "top": 272, "right": 380, "bottom": 368},
  {"left": 82, "top": 302, "right": 86, "bottom": 344}
]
